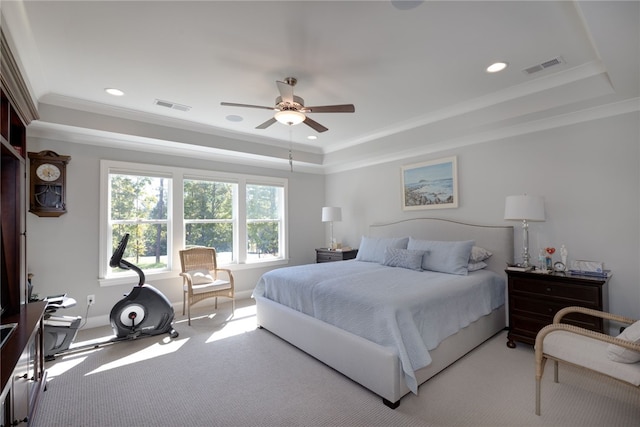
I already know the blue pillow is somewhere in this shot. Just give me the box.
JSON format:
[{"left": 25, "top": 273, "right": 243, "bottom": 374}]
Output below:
[
  {"left": 355, "top": 236, "right": 409, "bottom": 263},
  {"left": 407, "top": 238, "right": 475, "bottom": 275},
  {"left": 382, "top": 248, "right": 425, "bottom": 271}
]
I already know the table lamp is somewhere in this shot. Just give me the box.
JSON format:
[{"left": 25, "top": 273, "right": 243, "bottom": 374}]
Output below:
[
  {"left": 322, "top": 207, "right": 342, "bottom": 250},
  {"left": 504, "top": 195, "right": 545, "bottom": 267}
]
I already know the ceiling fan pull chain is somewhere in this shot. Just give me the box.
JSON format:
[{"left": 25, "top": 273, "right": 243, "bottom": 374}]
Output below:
[{"left": 289, "top": 127, "right": 294, "bottom": 172}]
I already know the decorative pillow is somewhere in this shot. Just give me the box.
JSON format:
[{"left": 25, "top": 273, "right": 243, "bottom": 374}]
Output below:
[
  {"left": 407, "top": 238, "right": 474, "bottom": 275},
  {"left": 187, "top": 269, "right": 214, "bottom": 285},
  {"left": 607, "top": 320, "right": 640, "bottom": 363},
  {"left": 355, "top": 236, "right": 409, "bottom": 263},
  {"left": 470, "top": 246, "right": 492, "bottom": 263},
  {"left": 382, "top": 248, "right": 425, "bottom": 271},
  {"left": 467, "top": 261, "right": 488, "bottom": 272}
]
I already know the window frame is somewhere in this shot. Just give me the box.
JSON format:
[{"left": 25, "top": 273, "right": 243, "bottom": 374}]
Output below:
[{"left": 99, "top": 160, "right": 288, "bottom": 287}]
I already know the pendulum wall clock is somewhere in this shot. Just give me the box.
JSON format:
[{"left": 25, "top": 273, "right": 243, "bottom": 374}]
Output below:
[{"left": 28, "top": 150, "right": 71, "bottom": 217}]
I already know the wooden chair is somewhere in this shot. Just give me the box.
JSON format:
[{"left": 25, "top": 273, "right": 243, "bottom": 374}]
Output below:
[
  {"left": 179, "top": 247, "right": 235, "bottom": 325},
  {"left": 535, "top": 306, "right": 640, "bottom": 415}
]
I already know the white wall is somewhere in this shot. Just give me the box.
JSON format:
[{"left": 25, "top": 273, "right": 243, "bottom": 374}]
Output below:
[
  {"left": 326, "top": 112, "right": 640, "bottom": 319},
  {"left": 26, "top": 138, "right": 325, "bottom": 327},
  {"left": 26, "top": 111, "right": 640, "bottom": 327}
]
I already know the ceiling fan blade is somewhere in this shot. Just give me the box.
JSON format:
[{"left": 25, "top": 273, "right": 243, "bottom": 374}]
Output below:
[
  {"left": 221, "top": 102, "right": 274, "bottom": 111},
  {"left": 303, "top": 104, "right": 355, "bottom": 113},
  {"left": 276, "top": 80, "right": 294, "bottom": 104},
  {"left": 256, "top": 117, "right": 278, "bottom": 129},
  {"left": 303, "top": 116, "right": 329, "bottom": 133}
]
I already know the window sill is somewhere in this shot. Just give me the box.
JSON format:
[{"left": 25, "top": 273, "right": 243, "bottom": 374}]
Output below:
[{"left": 99, "top": 258, "right": 289, "bottom": 287}]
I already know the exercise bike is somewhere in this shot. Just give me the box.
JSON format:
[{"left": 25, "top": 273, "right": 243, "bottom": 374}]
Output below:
[
  {"left": 109, "top": 233, "right": 179, "bottom": 340},
  {"left": 43, "top": 234, "right": 178, "bottom": 360}
]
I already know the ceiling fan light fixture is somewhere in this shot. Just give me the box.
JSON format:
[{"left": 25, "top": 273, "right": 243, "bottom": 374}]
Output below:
[{"left": 275, "top": 110, "right": 305, "bottom": 126}]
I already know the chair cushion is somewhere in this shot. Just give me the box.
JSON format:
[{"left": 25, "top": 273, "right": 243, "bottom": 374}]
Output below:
[
  {"left": 542, "top": 330, "right": 640, "bottom": 386},
  {"left": 607, "top": 320, "right": 640, "bottom": 363},
  {"left": 187, "top": 269, "right": 214, "bottom": 285},
  {"left": 184, "top": 279, "right": 231, "bottom": 294}
]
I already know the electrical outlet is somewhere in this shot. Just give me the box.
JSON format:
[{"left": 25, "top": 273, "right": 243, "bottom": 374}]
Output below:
[{"left": 87, "top": 295, "right": 95, "bottom": 306}]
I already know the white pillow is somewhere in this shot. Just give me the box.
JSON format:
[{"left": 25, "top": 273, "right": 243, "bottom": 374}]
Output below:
[
  {"left": 407, "top": 238, "right": 474, "bottom": 275},
  {"left": 355, "top": 236, "right": 409, "bottom": 263},
  {"left": 607, "top": 320, "right": 640, "bottom": 363},
  {"left": 470, "top": 246, "right": 492, "bottom": 263},
  {"left": 187, "top": 268, "right": 214, "bottom": 285},
  {"left": 382, "top": 248, "right": 425, "bottom": 271},
  {"left": 467, "top": 261, "right": 488, "bottom": 272}
]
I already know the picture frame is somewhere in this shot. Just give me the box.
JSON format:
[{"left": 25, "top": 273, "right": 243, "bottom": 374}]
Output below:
[{"left": 401, "top": 156, "right": 458, "bottom": 210}]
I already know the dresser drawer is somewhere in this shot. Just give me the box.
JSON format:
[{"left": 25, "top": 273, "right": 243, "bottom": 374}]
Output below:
[
  {"left": 316, "top": 249, "right": 358, "bottom": 263},
  {"left": 511, "top": 277, "right": 599, "bottom": 305},
  {"left": 317, "top": 252, "right": 345, "bottom": 262},
  {"left": 506, "top": 270, "right": 608, "bottom": 348},
  {"left": 511, "top": 295, "right": 602, "bottom": 330}
]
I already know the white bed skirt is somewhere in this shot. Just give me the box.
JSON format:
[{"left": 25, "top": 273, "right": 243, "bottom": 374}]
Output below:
[{"left": 256, "top": 295, "right": 505, "bottom": 407}]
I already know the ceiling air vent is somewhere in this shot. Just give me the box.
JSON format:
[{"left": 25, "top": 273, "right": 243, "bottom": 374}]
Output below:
[
  {"left": 522, "top": 56, "right": 564, "bottom": 75},
  {"left": 154, "top": 99, "right": 191, "bottom": 112}
]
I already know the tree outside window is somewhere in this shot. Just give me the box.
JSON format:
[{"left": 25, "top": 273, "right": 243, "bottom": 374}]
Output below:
[
  {"left": 109, "top": 173, "right": 169, "bottom": 275},
  {"left": 101, "top": 160, "right": 287, "bottom": 283},
  {"left": 183, "top": 179, "right": 236, "bottom": 264},
  {"left": 247, "top": 184, "right": 282, "bottom": 261}
]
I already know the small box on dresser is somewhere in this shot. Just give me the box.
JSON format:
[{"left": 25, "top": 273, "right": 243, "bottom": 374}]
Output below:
[
  {"left": 315, "top": 248, "right": 358, "bottom": 263},
  {"left": 506, "top": 270, "right": 609, "bottom": 348}
]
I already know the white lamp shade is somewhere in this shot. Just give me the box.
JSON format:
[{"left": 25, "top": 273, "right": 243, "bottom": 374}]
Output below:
[
  {"left": 322, "top": 207, "right": 342, "bottom": 222},
  {"left": 504, "top": 195, "right": 545, "bottom": 221},
  {"left": 275, "top": 110, "right": 306, "bottom": 126}
]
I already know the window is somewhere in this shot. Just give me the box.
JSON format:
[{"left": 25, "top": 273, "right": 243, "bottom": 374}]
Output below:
[
  {"left": 108, "top": 172, "right": 170, "bottom": 277},
  {"left": 183, "top": 179, "right": 236, "bottom": 264},
  {"left": 246, "top": 183, "right": 284, "bottom": 262},
  {"left": 99, "top": 161, "right": 287, "bottom": 285}
]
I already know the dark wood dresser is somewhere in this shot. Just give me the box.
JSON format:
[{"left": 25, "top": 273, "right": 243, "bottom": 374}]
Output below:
[
  {"left": 1, "top": 301, "right": 48, "bottom": 426},
  {"left": 315, "top": 248, "right": 358, "bottom": 263},
  {"left": 506, "top": 270, "right": 609, "bottom": 348}
]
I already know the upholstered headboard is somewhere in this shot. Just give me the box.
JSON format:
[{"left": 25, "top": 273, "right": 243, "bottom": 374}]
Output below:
[{"left": 369, "top": 218, "right": 513, "bottom": 276}]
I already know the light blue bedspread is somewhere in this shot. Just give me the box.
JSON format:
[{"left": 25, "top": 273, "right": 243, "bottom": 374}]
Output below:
[{"left": 253, "top": 260, "right": 505, "bottom": 393}]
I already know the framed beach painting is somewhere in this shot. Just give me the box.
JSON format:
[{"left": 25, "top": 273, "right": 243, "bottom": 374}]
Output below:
[{"left": 401, "top": 156, "right": 458, "bottom": 210}]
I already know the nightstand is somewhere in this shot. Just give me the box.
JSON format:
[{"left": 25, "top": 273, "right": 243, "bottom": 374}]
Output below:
[
  {"left": 315, "top": 248, "right": 358, "bottom": 263},
  {"left": 506, "top": 270, "right": 609, "bottom": 348}
]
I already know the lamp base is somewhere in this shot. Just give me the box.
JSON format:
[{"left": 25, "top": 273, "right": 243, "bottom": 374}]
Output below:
[{"left": 521, "top": 219, "right": 531, "bottom": 268}]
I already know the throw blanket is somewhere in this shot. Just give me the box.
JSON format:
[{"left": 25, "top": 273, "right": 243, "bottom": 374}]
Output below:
[{"left": 253, "top": 260, "right": 505, "bottom": 393}]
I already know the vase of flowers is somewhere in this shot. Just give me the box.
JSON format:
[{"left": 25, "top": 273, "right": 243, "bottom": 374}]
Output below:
[{"left": 545, "top": 247, "right": 555, "bottom": 270}]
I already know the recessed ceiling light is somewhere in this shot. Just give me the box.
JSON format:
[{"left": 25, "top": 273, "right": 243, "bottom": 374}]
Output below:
[
  {"left": 486, "top": 62, "right": 508, "bottom": 73},
  {"left": 105, "top": 88, "right": 124, "bottom": 96},
  {"left": 307, "top": 135, "right": 317, "bottom": 140},
  {"left": 226, "top": 115, "right": 243, "bottom": 122}
]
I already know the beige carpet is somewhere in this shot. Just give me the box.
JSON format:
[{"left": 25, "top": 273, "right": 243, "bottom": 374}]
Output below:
[{"left": 32, "top": 299, "right": 639, "bottom": 427}]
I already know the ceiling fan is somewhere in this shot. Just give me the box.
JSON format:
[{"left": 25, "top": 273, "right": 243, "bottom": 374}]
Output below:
[{"left": 220, "top": 77, "right": 355, "bottom": 133}]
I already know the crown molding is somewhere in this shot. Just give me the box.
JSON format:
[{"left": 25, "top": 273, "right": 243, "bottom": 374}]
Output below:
[{"left": 0, "top": 27, "right": 38, "bottom": 124}]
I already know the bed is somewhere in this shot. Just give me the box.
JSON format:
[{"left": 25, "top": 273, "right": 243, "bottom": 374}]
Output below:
[{"left": 254, "top": 218, "right": 513, "bottom": 408}]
